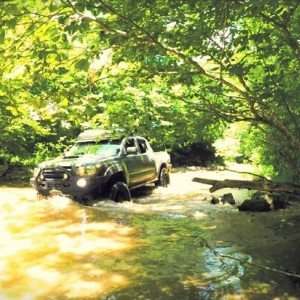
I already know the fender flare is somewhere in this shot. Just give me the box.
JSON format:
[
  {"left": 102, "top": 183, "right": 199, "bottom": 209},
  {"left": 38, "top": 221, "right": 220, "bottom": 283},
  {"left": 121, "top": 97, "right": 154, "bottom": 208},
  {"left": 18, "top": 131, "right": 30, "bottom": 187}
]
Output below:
[{"left": 104, "top": 163, "right": 129, "bottom": 183}]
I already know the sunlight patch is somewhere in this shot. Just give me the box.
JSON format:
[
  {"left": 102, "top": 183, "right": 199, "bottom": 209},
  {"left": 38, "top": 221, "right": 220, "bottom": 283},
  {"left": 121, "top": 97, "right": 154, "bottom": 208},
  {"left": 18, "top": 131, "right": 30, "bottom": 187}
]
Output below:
[
  {"left": 193, "top": 211, "right": 207, "bottom": 220},
  {"left": 27, "top": 265, "right": 61, "bottom": 283},
  {"left": 48, "top": 195, "right": 73, "bottom": 209},
  {"left": 55, "top": 234, "right": 132, "bottom": 255},
  {"left": 66, "top": 281, "right": 102, "bottom": 298}
]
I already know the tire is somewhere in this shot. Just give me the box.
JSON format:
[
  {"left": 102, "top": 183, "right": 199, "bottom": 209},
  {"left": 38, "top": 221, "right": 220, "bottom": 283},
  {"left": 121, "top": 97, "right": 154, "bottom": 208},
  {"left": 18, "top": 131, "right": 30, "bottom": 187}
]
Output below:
[
  {"left": 77, "top": 195, "right": 94, "bottom": 206},
  {"left": 109, "top": 182, "right": 131, "bottom": 202},
  {"left": 157, "top": 167, "right": 170, "bottom": 187}
]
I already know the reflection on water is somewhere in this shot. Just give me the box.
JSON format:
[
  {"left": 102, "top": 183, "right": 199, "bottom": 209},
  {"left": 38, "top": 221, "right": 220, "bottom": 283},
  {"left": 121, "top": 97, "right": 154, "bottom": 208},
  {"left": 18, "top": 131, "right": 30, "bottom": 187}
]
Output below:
[
  {"left": 0, "top": 188, "right": 299, "bottom": 299},
  {"left": 0, "top": 194, "right": 135, "bottom": 299}
]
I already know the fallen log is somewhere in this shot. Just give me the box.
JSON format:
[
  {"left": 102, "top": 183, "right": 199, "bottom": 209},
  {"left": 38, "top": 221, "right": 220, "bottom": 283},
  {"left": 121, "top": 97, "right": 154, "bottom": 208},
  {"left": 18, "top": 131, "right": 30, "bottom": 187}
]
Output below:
[{"left": 192, "top": 177, "right": 300, "bottom": 194}]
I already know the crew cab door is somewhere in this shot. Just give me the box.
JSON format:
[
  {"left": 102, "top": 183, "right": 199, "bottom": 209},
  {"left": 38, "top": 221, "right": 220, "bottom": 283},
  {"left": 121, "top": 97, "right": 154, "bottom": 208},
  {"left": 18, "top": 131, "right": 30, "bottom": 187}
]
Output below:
[
  {"left": 122, "top": 137, "right": 156, "bottom": 187},
  {"left": 136, "top": 137, "right": 156, "bottom": 182}
]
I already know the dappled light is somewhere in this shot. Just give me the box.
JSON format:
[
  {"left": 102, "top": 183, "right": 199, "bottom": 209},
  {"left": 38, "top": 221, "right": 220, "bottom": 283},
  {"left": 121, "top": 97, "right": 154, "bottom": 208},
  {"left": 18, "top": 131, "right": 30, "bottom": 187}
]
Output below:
[{"left": 0, "top": 190, "right": 136, "bottom": 299}]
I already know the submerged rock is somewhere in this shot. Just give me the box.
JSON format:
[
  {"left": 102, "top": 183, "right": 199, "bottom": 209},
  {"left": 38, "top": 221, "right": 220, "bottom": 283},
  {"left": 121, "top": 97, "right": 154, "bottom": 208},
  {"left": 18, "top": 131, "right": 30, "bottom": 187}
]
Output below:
[
  {"left": 206, "top": 193, "right": 236, "bottom": 205},
  {"left": 238, "top": 191, "right": 289, "bottom": 212},
  {"left": 238, "top": 198, "right": 271, "bottom": 212},
  {"left": 221, "top": 193, "right": 236, "bottom": 205},
  {"left": 272, "top": 193, "right": 288, "bottom": 209},
  {"left": 210, "top": 196, "right": 220, "bottom": 205},
  {"left": 204, "top": 195, "right": 220, "bottom": 204}
]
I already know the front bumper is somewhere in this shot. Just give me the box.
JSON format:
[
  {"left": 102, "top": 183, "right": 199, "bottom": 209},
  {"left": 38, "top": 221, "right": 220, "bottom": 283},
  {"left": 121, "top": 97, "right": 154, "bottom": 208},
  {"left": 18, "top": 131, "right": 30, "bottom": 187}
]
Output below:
[{"left": 30, "top": 167, "right": 108, "bottom": 198}]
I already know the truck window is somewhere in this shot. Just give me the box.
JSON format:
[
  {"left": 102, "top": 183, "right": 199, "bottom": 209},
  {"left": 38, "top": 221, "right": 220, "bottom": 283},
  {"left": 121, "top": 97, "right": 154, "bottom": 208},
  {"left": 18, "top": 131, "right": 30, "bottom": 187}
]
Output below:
[
  {"left": 66, "top": 140, "right": 120, "bottom": 157},
  {"left": 125, "top": 138, "right": 135, "bottom": 148},
  {"left": 137, "top": 139, "right": 148, "bottom": 154}
]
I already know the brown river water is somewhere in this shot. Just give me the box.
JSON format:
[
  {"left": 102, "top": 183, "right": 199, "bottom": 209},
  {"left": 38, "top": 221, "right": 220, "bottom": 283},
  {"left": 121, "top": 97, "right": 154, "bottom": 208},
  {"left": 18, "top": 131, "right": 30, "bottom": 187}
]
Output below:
[{"left": 1, "top": 166, "right": 300, "bottom": 300}]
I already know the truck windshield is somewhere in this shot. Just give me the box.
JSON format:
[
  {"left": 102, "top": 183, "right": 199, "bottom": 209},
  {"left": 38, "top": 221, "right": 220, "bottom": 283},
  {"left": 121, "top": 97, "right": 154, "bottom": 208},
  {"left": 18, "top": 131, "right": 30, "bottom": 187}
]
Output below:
[{"left": 65, "top": 140, "right": 120, "bottom": 157}]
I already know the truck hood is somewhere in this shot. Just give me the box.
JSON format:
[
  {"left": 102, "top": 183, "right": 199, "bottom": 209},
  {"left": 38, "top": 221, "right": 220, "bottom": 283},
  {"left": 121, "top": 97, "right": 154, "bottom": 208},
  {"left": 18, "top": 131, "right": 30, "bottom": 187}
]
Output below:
[{"left": 39, "top": 154, "right": 113, "bottom": 169}]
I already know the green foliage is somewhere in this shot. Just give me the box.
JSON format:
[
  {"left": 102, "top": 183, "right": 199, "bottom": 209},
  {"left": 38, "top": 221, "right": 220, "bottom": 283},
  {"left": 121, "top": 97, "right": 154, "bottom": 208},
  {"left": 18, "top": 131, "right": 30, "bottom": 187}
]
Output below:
[
  {"left": 0, "top": 0, "right": 300, "bottom": 181},
  {"left": 33, "top": 136, "right": 76, "bottom": 165},
  {"left": 238, "top": 124, "right": 300, "bottom": 181}
]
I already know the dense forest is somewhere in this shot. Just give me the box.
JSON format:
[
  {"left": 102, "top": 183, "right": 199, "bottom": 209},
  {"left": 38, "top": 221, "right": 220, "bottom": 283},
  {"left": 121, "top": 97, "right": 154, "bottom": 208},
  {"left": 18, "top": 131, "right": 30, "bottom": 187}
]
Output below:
[{"left": 0, "top": 0, "right": 300, "bottom": 182}]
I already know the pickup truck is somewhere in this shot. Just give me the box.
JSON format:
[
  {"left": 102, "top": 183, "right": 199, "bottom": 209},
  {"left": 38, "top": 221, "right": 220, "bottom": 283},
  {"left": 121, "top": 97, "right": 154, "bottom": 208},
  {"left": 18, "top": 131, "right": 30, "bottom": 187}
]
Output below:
[{"left": 30, "top": 129, "right": 171, "bottom": 203}]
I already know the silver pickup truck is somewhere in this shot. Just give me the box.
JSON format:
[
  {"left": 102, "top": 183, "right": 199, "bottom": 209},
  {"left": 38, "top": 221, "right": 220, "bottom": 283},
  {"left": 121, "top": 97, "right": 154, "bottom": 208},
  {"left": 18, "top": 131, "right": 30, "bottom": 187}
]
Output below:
[{"left": 30, "top": 130, "right": 171, "bottom": 203}]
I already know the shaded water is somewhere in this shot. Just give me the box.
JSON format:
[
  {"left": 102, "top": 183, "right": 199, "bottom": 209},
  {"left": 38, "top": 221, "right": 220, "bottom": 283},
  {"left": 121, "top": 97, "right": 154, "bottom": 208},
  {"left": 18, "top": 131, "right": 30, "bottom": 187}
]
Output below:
[{"left": 1, "top": 174, "right": 300, "bottom": 299}]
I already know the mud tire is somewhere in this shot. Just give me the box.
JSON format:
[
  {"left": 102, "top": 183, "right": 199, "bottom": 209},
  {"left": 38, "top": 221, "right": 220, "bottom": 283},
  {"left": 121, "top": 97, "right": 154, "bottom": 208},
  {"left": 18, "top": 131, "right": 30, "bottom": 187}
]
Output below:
[
  {"left": 157, "top": 167, "right": 170, "bottom": 187},
  {"left": 109, "top": 182, "right": 131, "bottom": 202}
]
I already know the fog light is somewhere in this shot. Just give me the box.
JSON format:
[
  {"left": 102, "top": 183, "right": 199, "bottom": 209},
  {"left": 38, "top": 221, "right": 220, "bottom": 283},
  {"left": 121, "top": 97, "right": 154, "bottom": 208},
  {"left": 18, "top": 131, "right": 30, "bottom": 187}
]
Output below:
[{"left": 77, "top": 178, "right": 87, "bottom": 187}]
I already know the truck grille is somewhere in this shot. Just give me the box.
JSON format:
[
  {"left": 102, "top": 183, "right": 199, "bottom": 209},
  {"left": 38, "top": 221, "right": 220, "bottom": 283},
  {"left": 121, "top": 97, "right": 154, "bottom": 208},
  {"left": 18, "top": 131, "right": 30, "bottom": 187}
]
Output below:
[{"left": 41, "top": 167, "right": 73, "bottom": 180}]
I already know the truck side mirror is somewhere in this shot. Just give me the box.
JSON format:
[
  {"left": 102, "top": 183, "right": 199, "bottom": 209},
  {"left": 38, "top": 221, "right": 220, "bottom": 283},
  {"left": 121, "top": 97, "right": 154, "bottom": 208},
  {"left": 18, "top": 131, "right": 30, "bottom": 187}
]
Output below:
[{"left": 126, "top": 146, "right": 138, "bottom": 155}]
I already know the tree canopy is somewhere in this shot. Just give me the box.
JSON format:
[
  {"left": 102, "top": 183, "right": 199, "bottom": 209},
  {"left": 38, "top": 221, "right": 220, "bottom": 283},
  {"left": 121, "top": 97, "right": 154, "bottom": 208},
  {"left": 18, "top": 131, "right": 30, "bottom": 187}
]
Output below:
[{"left": 1, "top": 0, "right": 300, "bottom": 180}]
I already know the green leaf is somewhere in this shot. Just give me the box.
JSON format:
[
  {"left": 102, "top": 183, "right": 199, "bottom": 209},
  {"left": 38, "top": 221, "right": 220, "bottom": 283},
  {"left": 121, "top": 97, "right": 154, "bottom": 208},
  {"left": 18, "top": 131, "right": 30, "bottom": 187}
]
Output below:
[
  {"left": 6, "top": 18, "right": 17, "bottom": 29},
  {"left": 74, "top": 59, "right": 90, "bottom": 71},
  {"left": 59, "top": 98, "right": 68, "bottom": 107},
  {"left": 6, "top": 106, "right": 18, "bottom": 116},
  {"left": 0, "top": 30, "right": 5, "bottom": 43}
]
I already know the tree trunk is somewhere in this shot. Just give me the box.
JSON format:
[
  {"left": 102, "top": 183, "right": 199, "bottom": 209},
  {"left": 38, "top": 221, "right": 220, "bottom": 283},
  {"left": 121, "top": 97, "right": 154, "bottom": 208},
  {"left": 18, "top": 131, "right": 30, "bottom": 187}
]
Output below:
[
  {"left": 192, "top": 177, "right": 300, "bottom": 194},
  {"left": 0, "top": 159, "right": 9, "bottom": 177}
]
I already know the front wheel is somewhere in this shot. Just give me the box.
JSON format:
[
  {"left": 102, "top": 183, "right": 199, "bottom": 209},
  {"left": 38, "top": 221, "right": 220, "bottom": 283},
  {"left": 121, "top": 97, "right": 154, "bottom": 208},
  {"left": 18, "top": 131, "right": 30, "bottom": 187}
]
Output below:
[
  {"left": 156, "top": 167, "right": 170, "bottom": 187},
  {"left": 109, "top": 182, "right": 131, "bottom": 202}
]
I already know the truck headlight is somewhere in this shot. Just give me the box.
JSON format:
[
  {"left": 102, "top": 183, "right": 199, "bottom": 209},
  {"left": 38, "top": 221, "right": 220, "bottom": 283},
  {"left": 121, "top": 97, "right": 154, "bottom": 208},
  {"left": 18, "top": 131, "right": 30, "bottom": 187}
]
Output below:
[
  {"left": 77, "top": 178, "right": 87, "bottom": 187},
  {"left": 77, "top": 165, "right": 98, "bottom": 176}
]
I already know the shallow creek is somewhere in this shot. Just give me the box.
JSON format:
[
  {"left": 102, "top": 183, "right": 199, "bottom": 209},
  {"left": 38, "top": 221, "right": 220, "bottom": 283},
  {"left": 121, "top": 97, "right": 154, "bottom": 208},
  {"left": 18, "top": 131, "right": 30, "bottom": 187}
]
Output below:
[{"left": 1, "top": 167, "right": 300, "bottom": 299}]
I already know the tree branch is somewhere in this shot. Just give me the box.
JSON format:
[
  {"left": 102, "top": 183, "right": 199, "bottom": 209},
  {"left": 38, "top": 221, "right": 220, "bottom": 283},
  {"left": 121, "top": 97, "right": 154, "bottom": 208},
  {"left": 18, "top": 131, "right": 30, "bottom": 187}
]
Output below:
[
  {"left": 260, "top": 10, "right": 300, "bottom": 64},
  {"left": 192, "top": 177, "right": 300, "bottom": 194}
]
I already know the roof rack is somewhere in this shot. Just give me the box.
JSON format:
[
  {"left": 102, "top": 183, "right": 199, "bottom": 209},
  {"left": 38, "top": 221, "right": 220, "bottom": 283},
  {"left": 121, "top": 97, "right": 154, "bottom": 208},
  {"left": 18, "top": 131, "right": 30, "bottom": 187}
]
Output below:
[
  {"left": 77, "top": 129, "right": 125, "bottom": 142},
  {"left": 77, "top": 130, "right": 111, "bottom": 142}
]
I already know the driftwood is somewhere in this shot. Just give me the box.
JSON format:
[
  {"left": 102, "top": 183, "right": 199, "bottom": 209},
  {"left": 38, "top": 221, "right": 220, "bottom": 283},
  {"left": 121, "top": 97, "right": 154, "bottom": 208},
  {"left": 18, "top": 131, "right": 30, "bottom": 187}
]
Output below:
[{"left": 192, "top": 177, "right": 300, "bottom": 194}]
